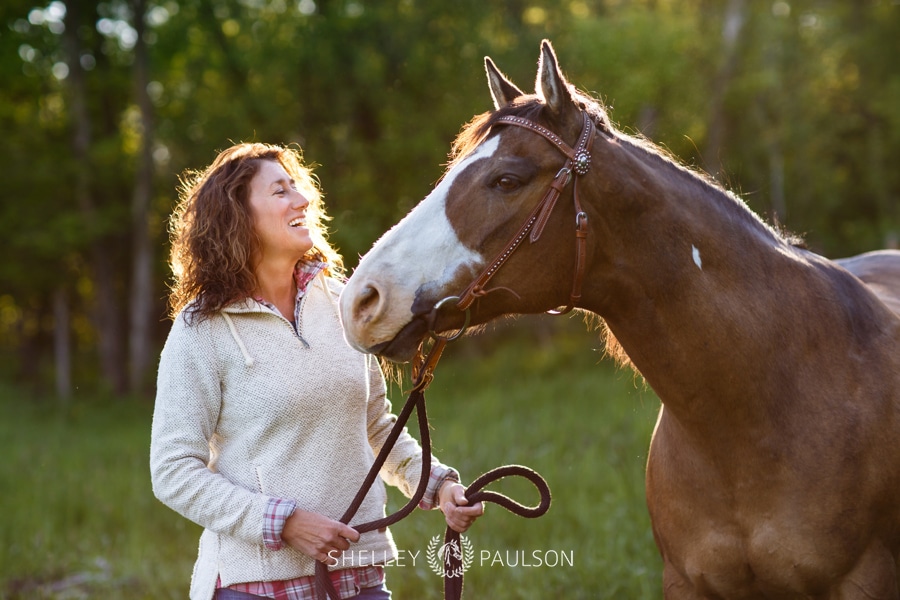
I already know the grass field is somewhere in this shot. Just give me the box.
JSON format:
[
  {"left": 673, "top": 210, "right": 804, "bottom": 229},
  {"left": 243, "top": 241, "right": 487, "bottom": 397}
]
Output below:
[{"left": 0, "top": 316, "right": 663, "bottom": 599}]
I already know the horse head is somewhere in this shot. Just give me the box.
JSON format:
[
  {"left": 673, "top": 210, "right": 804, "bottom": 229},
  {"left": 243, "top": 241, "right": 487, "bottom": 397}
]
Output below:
[{"left": 341, "top": 41, "right": 620, "bottom": 361}]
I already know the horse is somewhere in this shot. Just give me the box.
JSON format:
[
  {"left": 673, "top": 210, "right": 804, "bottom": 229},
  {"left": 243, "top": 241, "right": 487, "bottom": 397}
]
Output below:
[{"left": 339, "top": 40, "right": 900, "bottom": 598}]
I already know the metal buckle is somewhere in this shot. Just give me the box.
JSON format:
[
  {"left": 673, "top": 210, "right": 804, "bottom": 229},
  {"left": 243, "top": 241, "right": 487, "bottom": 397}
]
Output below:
[
  {"left": 555, "top": 166, "right": 573, "bottom": 187},
  {"left": 428, "top": 296, "right": 471, "bottom": 342}
]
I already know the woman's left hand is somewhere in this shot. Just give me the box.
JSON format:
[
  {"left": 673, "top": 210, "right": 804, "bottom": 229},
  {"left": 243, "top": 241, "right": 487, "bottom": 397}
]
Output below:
[{"left": 438, "top": 481, "right": 485, "bottom": 533}]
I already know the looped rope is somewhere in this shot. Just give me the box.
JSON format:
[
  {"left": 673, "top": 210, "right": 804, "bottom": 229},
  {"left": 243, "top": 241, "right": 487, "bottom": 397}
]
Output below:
[
  {"left": 442, "top": 465, "right": 552, "bottom": 600},
  {"left": 314, "top": 338, "right": 550, "bottom": 599}
]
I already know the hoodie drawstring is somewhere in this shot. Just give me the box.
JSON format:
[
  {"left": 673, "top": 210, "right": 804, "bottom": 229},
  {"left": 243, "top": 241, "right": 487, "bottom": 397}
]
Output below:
[
  {"left": 318, "top": 271, "right": 343, "bottom": 317},
  {"left": 221, "top": 312, "right": 255, "bottom": 367}
]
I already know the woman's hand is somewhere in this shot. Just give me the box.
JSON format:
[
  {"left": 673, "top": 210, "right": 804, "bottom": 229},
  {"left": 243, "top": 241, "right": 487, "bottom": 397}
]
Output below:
[
  {"left": 281, "top": 508, "right": 360, "bottom": 564},
  {"left": 438, "top": 481, "right": 485, "bottom": 533}
]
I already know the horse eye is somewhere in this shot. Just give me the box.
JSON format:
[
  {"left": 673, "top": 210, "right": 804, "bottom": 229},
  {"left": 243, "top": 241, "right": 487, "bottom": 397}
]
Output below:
[{"left": 493, "top": 175, "right": 521, "bottom": 192}]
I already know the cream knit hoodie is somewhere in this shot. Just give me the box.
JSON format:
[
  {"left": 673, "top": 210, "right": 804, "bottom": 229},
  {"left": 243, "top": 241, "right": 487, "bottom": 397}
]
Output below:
[{"left": 150, "top": 275, "right": 447, "bottom": 599}]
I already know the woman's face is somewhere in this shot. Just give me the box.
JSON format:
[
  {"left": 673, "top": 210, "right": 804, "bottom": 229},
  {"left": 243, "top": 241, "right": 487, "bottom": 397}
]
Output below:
[{"left": 247, "top": 159, "right": 313, "bottom": 265}]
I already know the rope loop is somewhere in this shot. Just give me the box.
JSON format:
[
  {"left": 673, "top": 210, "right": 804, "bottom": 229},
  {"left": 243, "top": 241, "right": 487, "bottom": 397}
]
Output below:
[
  {"left": 442, "top": 465, "right": 551, "bottom": 600},
  {"left": 464, "top": 464, "right": 552, "bottom": 518}
]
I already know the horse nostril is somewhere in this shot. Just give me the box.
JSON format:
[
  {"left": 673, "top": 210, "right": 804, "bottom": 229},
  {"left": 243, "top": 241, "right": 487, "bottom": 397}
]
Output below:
[{"left": 354, "top": 284, "right": 382, "bottom": 324}]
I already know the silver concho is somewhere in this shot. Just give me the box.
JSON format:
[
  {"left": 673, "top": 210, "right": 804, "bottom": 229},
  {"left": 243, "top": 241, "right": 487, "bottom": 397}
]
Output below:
[{"left": 573, "top": 150, "right": 591, "bottom": 175}]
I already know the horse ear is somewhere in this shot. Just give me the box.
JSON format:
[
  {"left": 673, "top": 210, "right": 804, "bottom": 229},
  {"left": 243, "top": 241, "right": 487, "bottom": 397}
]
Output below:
[
  {"left": 536, "top": 39, "right": 574, "bottom": 116},
  {"left": 485, "top": 57, "right": 524, "bottom": 109}
]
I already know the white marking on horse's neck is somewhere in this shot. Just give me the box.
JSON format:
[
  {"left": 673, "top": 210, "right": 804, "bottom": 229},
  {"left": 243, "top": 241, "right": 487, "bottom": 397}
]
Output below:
[{"left": 692, "top": 245, "right": 703, "bottom": 270}]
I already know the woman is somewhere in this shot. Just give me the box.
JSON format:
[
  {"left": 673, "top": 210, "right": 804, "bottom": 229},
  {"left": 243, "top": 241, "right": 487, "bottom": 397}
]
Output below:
[{"left": 150, "top": 142, "right": 483, "bottom": 600}]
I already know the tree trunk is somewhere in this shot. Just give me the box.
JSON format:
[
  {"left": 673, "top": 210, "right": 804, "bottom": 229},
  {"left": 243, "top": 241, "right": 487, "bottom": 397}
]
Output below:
[
  {"left": 53, "top": 286, "right": 72, "bottom": 402},
  {"left": 64, "top": 0, "right": 127, "bottom": 394},
  {"left": 128, "top": 0, "right": 155, "bottom": 395},
  {"left": 768, "top": 139, "right": 786, "bottom": 225},
  {"left": 703, "top": 0, "right": 747, "bottom": 180}
]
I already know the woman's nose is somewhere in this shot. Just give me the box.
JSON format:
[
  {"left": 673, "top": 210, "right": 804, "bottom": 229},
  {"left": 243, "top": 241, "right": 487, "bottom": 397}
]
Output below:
[{"left": 291, "top": 189, "right": 310, "bottom": 208}]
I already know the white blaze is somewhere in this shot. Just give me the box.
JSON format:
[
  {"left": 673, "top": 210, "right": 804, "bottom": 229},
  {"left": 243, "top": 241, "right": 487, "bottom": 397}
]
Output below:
[
  {"left": 359, "top": 135, "right": 499, "bottom": 282},
  {"left": 340, "top": 135, "right": 501, "bottom": 350}
]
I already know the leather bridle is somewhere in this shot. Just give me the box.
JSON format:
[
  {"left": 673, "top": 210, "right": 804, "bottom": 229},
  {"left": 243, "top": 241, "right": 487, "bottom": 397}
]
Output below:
[{"left": 433, "top": 110, "right": 597, "bottom": 338}]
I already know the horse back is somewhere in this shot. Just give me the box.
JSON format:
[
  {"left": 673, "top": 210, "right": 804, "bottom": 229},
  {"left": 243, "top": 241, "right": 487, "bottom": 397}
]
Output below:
[{"left": 834, "top": 249, "right": 900, "bottom": 319}]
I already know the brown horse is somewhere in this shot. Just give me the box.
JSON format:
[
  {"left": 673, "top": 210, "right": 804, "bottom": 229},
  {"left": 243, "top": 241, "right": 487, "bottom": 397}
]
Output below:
[{"left": 339, "top": 41, "right": 900, "bottom": 599}]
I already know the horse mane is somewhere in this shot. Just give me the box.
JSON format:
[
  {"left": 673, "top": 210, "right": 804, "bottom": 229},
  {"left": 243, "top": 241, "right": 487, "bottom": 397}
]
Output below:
[
  {"left": 617, "top": 131, "right": 807, "bottom": 249},
  {"left": 449, "top": 90, "right": 804, "bottom": 248}
]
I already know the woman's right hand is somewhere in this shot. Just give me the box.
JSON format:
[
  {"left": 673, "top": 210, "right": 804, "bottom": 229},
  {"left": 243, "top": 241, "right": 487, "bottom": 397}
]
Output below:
[{"left": 281, "top": 508, "right": 360, "bottom": 564}]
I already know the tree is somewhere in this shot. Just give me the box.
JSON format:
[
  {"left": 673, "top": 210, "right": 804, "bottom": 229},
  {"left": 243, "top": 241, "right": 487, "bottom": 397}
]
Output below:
[
  {"left": 128, "top": 0, "right": 155, "bottom": 394},
  {"left": 1, "top": 0, "right": 897, "bottom": 396}
]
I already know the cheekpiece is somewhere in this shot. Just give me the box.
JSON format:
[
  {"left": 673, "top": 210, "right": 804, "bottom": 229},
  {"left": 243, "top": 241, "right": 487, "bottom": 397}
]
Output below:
[{"left": 573, "top": 150, "right": 591, "bottom": 176}]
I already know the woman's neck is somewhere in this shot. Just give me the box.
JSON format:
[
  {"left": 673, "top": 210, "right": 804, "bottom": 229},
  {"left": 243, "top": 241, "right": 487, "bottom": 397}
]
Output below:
[{"left": 254, "top": 257, "right": 298, "bottom": 320}]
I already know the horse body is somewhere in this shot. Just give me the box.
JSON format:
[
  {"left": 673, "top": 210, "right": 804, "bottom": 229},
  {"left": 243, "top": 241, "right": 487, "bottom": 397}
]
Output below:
[
  {"left": 639, "top": 252, "right": 900, "bottom": 597},
  {"left": 572, "top": 109, "right": 900, "bottom": 598},
  {"left": 339, "top": 41, "right": 900, "bottom": 598}
]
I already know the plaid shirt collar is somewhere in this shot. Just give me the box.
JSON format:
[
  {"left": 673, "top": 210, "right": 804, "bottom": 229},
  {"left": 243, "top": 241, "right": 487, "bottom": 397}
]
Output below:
[{"left": 253, "top": 259, "right": 328, "bottom": 321}]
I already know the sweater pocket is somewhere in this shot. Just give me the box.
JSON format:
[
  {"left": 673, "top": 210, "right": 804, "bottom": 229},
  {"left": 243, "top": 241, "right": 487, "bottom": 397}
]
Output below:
[{"left": 254, "top": 465, "right": 266, "bottom": 493}]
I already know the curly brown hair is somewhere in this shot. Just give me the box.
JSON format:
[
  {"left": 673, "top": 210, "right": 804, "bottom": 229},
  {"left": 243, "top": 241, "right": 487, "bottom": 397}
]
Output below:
[{"left": 167, "top": 142, "right": 344, "bottom": 321}]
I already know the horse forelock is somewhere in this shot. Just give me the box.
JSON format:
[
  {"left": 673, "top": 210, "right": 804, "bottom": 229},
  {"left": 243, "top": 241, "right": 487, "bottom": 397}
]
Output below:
[{"left": 449, "top": 92, "right": 611, "bottom": 167}]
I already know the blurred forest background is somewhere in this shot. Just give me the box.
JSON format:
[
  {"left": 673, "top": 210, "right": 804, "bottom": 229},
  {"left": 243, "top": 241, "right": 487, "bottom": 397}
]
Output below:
[{"left": 1, "top": 0, "right": 899, "bottom": 397}]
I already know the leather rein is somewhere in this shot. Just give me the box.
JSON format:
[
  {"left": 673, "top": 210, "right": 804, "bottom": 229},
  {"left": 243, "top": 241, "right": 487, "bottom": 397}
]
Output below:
[
  {"left": 314, "top": 336, "right": 551, "bottom": 600},
  {"left": 315, "top": 111, "right": 594, "bottom": 600}
]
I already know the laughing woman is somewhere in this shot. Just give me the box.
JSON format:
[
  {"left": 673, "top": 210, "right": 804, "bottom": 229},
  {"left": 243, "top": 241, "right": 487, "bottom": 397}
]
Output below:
[{"left": 150, "top": 142, "right": 483, "bottom": 600}]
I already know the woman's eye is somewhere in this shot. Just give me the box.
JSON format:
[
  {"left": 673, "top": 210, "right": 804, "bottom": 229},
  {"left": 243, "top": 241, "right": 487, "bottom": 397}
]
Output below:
[{"left": 493, "top": 175, "right": 521, "bottom": 191}]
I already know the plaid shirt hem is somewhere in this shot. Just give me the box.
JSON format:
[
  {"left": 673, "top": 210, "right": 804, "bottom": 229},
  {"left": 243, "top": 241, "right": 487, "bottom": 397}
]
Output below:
[{"left": 220, "top": 566, "right": 384, "bottom": 600}]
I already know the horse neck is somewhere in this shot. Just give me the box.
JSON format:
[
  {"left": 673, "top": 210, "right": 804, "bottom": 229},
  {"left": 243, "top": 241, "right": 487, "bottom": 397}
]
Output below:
[{"left": 580, "top": 135, "right": 818, "bottom": 428}]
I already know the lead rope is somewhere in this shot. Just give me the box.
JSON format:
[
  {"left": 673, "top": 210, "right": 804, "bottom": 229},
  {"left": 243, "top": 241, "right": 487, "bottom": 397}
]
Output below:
[
  {"left": 313, "top": 339, "right": 444, "bottom": 600},
  {"left": 317, "top": 111, "right": 595, "bottom": 599},
  {"left": 315, "top": 336, "right": 551, "bottom": 600},
  {"left": 442, "top": 465, "right": 551, "bottom": 600}
]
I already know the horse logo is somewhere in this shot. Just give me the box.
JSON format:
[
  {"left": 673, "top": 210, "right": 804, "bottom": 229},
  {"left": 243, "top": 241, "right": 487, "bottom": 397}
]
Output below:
[{"left": 426, "top": 534, "right": 474, "bottom": 578}]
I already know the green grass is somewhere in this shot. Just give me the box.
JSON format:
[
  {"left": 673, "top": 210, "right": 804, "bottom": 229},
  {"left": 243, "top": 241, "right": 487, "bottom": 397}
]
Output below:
[
  {"left": 0, "top": 316, "right": 663, "bottom": 599},
  {"left": 0, "top": 390, "right": 202, "bottom": 599}
]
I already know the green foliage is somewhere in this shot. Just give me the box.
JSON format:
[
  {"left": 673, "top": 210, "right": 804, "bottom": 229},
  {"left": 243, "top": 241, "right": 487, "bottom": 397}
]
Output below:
[
  {"left": 713, "top": 1, "right": 900, "bottom": 255},
  {"left": 0, "top": 323, "right": 663, "bottom": 599},
  {"left": 1, "top": 1, "right": 899, "bottom": 391}
]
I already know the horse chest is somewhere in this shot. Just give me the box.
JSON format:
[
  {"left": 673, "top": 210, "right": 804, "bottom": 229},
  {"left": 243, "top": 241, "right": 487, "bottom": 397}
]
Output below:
[
  {"left": 647, "top": 429, "right": 866, "bottom": 597},
  {"left": 657, "top": 516, "right": 858, "bottom": 597}
]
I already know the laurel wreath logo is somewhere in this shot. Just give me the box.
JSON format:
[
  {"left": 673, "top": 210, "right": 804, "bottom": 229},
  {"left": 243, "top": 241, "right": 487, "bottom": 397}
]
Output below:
[{"left": 426, "top": 534, "right": 474, "bottom": 578}]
